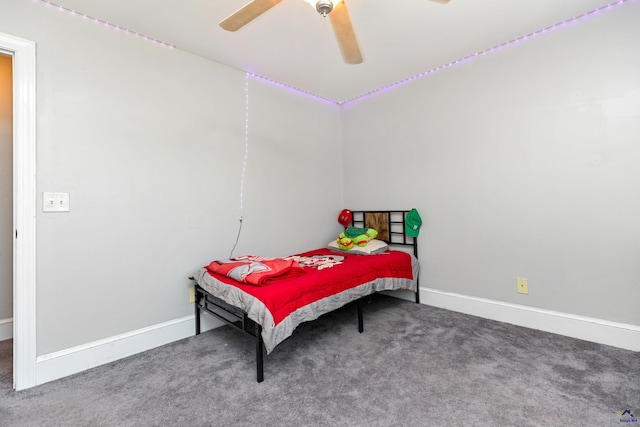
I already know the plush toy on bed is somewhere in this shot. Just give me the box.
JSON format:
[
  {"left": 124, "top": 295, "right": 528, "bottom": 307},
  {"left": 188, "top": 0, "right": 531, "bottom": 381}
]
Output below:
[{"left": 336, "top": 227, "right": 378, "bottom": 251}]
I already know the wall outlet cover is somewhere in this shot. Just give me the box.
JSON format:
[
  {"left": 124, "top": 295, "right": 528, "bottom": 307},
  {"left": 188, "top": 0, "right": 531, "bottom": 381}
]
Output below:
[{"left": 517, "top": 277, "right": 529, "bottom": 295}]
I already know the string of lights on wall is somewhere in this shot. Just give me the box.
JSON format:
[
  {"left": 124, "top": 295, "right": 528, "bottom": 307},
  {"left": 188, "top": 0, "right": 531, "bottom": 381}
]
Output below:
[
  {"left": 239, "top": 73, "right": 251, "bottom": 221},
  {"left": 35, "top": 0, "right": 175, "bottom": 49},
  {"left": 36, "top": 0, "right": 631, "bottom": 105},
  {"left": 229, "top": 73, "right": 252, "bottom": 258}
]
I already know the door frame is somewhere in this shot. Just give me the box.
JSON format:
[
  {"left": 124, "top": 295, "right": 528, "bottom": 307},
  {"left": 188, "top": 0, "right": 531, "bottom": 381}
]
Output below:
[{"left": 0, "top": 32, "right": 37, "bottom": 390}]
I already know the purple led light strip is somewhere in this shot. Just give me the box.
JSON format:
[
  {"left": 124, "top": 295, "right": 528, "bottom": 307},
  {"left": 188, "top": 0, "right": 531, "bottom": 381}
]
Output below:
[
  {"left": 36, "top": 0, "right": 175, "bottom": 49},
  {"left": 246, "top": 73, "right": 337, "bottom": 105},
  {"left": 35, "top": 0, "right": 631, "bottom": 104},
  {"left": 250, "top": 0, "right": 631, "bottom": 106},
  {"left": 339, "top": 0, "right": 631, "bottom": 106}
]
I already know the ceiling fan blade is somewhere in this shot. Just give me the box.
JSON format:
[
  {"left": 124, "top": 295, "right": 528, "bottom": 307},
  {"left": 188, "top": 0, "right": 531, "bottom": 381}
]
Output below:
[
  {"left": 220, "top": 0, "right": 283, "bottom": 31},
  {"left": 329, "top": 1, "right": 363, "bottom": 65},
  {"left": 428, "top": 0, "right": 451, "bottom": 3}
]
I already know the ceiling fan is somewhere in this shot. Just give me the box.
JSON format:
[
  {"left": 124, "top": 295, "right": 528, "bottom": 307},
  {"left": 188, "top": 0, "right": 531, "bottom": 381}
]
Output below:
[{"left": 220, "top": 0, "right": 451, "bottom": 65}]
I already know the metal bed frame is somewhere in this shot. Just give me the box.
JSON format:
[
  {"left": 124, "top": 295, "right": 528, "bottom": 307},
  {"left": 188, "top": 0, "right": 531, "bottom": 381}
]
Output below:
[{"left": 194, "top": 210, "right": 419, "bottom": 382}]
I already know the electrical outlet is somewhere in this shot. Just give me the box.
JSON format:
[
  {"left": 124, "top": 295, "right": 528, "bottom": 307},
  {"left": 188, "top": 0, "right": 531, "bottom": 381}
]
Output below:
[
  {"left": 189, "top": 287, "right": 196, "bottom": 303},
  {"left": 516, "top": 278, "right": 529, "bottom": 295}
]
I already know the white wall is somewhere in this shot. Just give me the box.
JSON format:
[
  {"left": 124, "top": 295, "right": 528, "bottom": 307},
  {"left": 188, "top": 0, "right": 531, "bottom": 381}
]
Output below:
[
  {"left": 342, "top": 3, "right": 640, "bottom": 327},
  {"left": 0, "top": 0, "right": 342, "bottom": 356},
  {"left": 0, "top": 54, "right": 11, "bottom": 328}
]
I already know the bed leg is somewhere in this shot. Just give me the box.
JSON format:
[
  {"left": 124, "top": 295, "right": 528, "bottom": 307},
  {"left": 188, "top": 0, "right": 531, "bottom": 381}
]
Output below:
[
  {"left": 195, "top": 288, "right": 201, "bottom": 335},
  {"left": 415, "top": 279, "right": 420, "bottom": 304},
  {"left": 357, "top": 299, "right": 364, "bottom": 333},
  {"left": 256, "top": 325, "right": 264, "bottom": 383}
]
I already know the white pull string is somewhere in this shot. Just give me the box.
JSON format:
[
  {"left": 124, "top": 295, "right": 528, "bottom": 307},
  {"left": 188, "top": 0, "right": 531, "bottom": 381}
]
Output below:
[{"left": 230, "top": 73, "right": 250, "bottom": 258}]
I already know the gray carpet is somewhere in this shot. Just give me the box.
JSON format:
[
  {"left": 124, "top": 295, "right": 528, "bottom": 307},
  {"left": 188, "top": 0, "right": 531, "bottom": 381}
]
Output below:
[{"left": 1, "top": 294, "right": 638, "bottom": 426}]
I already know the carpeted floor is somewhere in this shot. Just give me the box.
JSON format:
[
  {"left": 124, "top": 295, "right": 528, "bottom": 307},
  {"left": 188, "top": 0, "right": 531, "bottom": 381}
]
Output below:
[
  {"left": 0, "top": 338, "right": 11, "bottom": 393},
  {"left": 1, "top": 294, "right": 638, "bottom": 426}
]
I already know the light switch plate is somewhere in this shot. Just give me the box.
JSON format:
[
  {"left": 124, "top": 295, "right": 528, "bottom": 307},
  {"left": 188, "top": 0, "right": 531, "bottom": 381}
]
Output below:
[{"left": 43, "top": 192, "right": 70, "bottom": 212}]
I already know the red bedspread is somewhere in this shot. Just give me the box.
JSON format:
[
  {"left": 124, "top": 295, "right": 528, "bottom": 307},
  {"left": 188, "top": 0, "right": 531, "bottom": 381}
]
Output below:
[
  {"left": 205, "top": 256, "right": 305, "bottom": 286},
  {"left": 203, "top": 248, "right": 414, "bottom": 326}
]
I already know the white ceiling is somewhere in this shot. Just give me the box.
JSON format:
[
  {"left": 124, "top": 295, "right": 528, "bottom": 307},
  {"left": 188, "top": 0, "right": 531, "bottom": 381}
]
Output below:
[{"left": 48, "top": 0, "right": 617, "bottom": 103}]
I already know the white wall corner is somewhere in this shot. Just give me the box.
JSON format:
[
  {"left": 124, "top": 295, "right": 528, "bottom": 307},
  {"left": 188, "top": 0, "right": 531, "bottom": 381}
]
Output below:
[
  {"left": 419, "top": 287, "right": 640, "bottom": 352},
  {"left": 35, "top": 313, "right": 222, "bottom": 386},
  {"left": 0, "top": 318, "right": 13, "bottom": 341}
]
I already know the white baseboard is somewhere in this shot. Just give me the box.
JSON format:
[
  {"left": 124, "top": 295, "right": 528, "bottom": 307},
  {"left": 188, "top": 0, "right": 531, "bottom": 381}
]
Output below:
[
  {"left": 35, "top": 312, "right": 222, "bottom": 386},
  {"left": 420, "top": 287, "right": 640, "bottom": 352},
  {"left": 0, "top": 318, "right": 13, "bottom": 341},
  {"left": 31, "top": 289, "right": 639, "bottom": 387}
]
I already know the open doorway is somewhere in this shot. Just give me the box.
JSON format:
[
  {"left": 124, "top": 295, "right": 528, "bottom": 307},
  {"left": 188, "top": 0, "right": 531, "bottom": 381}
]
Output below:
[
  {"left": 0, "top": 31, "right": 36, "bottom": 391},
  {"left": 0, "top": 52, "right": 12, "bottom": 391}
]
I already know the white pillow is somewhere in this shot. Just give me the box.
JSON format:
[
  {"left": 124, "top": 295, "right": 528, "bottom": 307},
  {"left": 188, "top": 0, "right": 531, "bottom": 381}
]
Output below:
[{"left": 327, "top": 239, "right": 389, "bottom": 255}]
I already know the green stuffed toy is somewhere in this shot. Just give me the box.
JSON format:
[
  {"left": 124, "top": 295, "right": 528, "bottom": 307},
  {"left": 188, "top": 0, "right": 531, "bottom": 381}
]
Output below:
[{"left": 336, "top": 227, "right": 378, "bottom": 251}]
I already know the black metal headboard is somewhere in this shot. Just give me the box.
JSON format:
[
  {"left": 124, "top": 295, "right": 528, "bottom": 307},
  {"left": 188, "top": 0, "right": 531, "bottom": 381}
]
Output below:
[{"left": 349, "top": 210, "right": 418, "bottom": 259}]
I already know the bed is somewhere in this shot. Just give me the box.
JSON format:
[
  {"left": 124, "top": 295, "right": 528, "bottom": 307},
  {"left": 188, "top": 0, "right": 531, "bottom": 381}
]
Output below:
[{"left": 191, "top": 210, "right": 420, "bottom": 382}]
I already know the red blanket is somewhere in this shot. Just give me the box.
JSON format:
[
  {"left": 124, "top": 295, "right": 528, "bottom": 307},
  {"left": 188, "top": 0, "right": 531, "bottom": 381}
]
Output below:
[
  {"left": 204, "top": 249, "right": 414, "bottom": 326},
  {"left": 205, "top": 255, "right": 305, "bottom": 286}
]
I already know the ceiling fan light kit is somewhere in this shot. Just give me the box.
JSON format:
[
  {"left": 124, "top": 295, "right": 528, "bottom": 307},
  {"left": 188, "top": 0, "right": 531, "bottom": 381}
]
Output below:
[
  {"left": 220, "top": 0, "right": 450, "bottom": 65},
  {"left": 307, "top": 0, "right": 341, "bottom": 17}
]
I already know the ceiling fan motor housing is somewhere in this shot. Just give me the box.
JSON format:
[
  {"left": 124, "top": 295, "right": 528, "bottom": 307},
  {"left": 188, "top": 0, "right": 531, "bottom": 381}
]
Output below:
[{"left": 315, "top": 0, "right": 335, "bottom": 16}]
